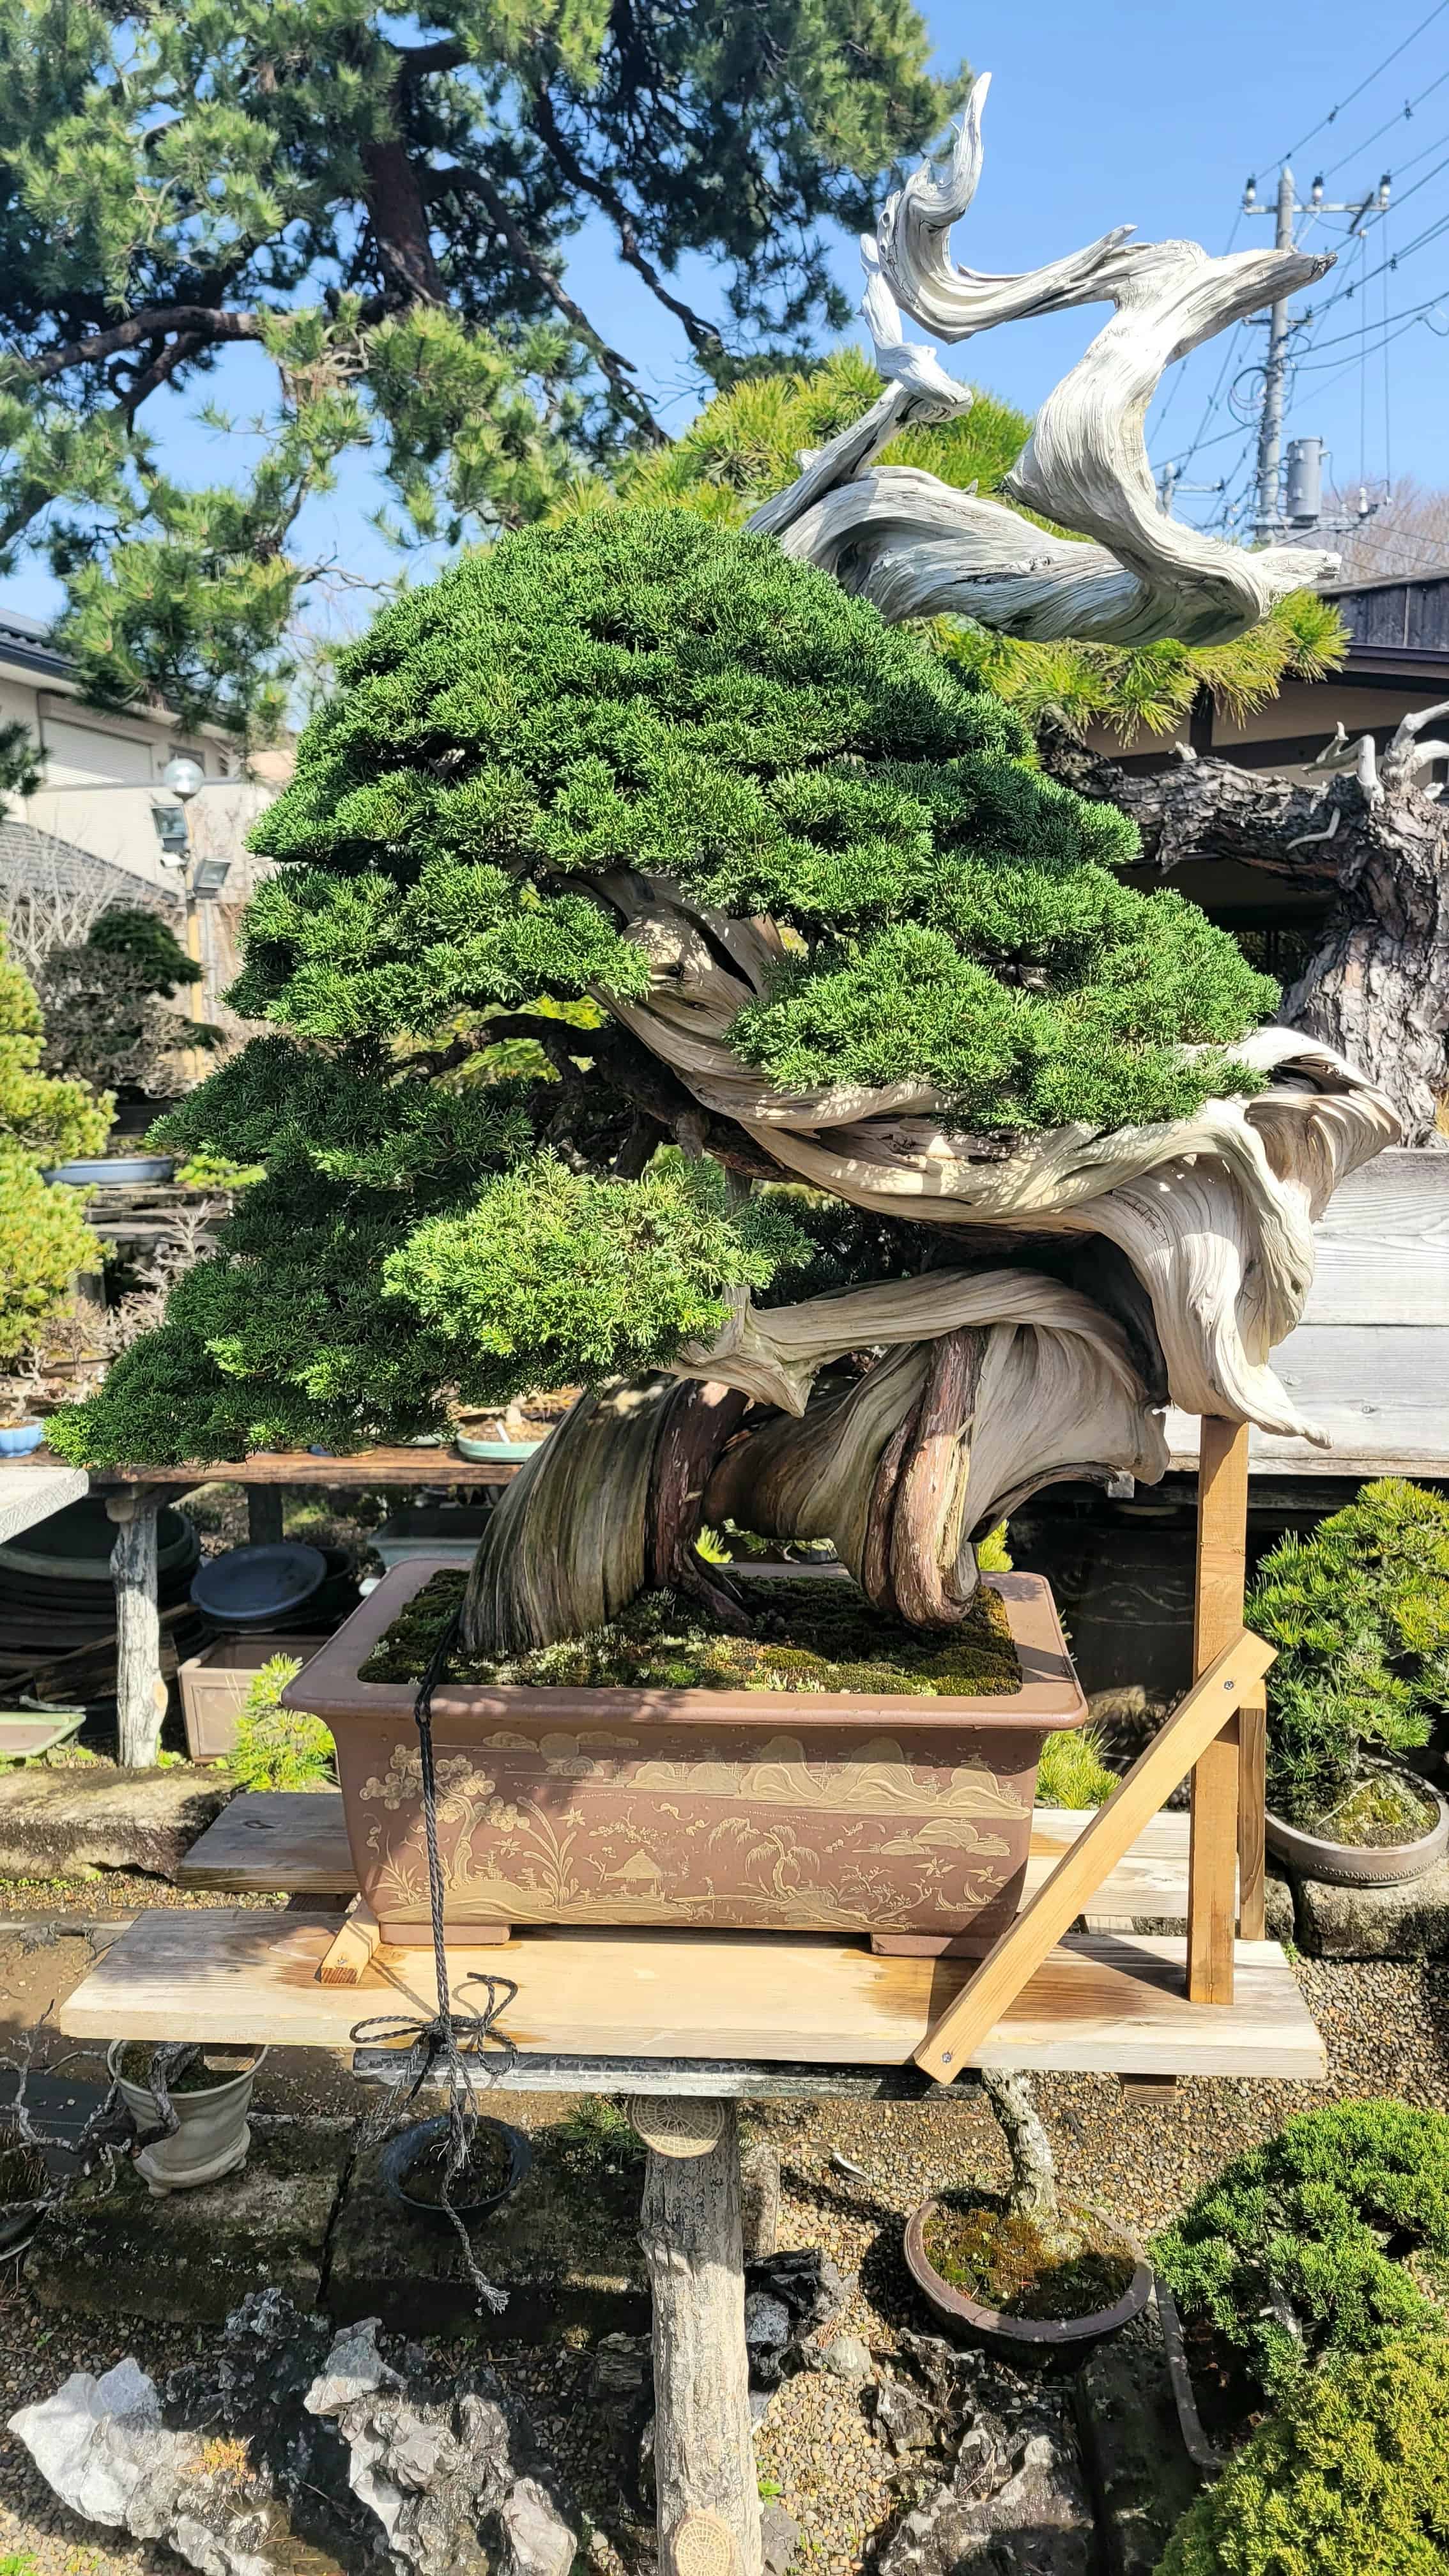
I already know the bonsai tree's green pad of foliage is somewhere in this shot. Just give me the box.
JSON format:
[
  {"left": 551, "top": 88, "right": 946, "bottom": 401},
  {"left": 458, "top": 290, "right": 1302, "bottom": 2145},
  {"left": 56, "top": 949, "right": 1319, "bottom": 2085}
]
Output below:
[
  {"left": 1247, "top": 1478, "right": 1449, "bottom": 1830},
  {"left": 1157, "top": 2336, "right": 1449, "bottom": 2576},
  {"left": 48, "top": 511, "right": 1280, "bottom": 1473},
  {"left": 923, "top": 2194, "right": 1136, "bottom": 2322},
  {"left": 1153, "top": 2101, "right": 1449, "bottom": 2405},
  {"left": 358, "top": 1567, "right": 1022, "bottom": 1696}
]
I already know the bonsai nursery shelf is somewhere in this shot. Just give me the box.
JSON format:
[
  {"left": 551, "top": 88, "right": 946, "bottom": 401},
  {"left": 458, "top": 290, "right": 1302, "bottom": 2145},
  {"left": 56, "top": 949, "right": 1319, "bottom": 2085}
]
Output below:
[{"left": 56, "top": 1910, "right": 1324, "bottom": 2080}]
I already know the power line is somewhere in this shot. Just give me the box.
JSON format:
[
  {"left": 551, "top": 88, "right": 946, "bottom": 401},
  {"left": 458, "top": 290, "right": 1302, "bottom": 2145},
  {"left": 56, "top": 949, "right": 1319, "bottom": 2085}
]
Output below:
[
  {"left": 1256, "top": 0, "right": 1449, "bottom": 170},
  {"left": 1319, "top": 63, "right": 1449, "bottom": 178}
]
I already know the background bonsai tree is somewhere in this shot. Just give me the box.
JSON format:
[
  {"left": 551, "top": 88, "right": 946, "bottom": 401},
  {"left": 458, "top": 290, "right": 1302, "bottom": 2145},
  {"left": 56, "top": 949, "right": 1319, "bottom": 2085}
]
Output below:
[
  {"left": 0, "top": 925, "right": 107, "bottom": 1371},
  {"left": 37, "top": 905, "right": 222, "bottom": 1103},
  {"left": 1245, "top": 1480, "right": 1449, "bottom": 1839},
  {"left": 49, "top": 509, "right": 1370, "bottom": 1658}
]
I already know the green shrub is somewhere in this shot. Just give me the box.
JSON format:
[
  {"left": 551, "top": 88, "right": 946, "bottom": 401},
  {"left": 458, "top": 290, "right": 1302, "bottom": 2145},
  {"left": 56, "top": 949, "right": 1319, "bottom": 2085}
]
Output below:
[
  {"left": 1154, "top": 2102, "right": 1449, "bottom": 2403},
  {"left": 1156, "top": 2336, "right": 1449, "bottom": 2576},
  {"left": 229, "top": 1655, "right": 335, "bottom": 1792},
  {"left": 1036, "top": 1723, "right": 1116, "bottom": 1808},
  {"left": 1246, "top": 1480, "right": 1449, "bottom": 1828}
]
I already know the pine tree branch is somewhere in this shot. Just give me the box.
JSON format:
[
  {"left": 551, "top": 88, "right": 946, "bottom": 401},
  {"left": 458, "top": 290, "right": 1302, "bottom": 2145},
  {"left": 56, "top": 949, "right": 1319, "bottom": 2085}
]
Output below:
[
  {"left": 390, "top": 36, "right": 471, "bottom": 75},
  {"left": 528, "top": 91, "right": 725, "bottom": 360},
  {"left": 22, "top": 304, "right": 266, "bottom": 385},
  {"left": 427, "top": 164, "right": 666, "bottom": 441}
]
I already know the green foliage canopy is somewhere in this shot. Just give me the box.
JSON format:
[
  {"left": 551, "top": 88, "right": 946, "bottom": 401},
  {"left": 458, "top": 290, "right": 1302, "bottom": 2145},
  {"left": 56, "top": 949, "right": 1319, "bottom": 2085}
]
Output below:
[
  {"left": 0, "top": 925, "right": 107, "bottom": 1367},
  {"left": 50, "top": 511, "right": 1278, "bottom": 1466},
  {"left": 1156, "top": 2338, "right": 1449, "bottom": 2576},
  {"left": 1154, "top": 2101, "right": 1449, "bottom": 2404},
  {"left": 0, "top": 0, "right": 961, "bottom": 737},
  {"left": 1246, "top": 1479, "right": 1449, "bottom": 1828}
]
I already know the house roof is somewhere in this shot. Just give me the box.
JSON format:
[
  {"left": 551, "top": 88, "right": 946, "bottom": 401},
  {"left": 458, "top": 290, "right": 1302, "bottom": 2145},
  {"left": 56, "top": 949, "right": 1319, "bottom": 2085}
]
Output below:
[
  {"left": 0, "top": 818, "right": 180, "bottom": 912},
  {"left": 0, "top": 606, "right": 73, "bottom": 683}
]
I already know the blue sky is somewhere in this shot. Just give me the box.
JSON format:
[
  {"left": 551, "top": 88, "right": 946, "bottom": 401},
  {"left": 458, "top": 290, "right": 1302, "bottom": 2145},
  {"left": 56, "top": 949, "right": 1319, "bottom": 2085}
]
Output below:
[{"left": 8, "top": 0, "right": 1449, "bottom": 633}]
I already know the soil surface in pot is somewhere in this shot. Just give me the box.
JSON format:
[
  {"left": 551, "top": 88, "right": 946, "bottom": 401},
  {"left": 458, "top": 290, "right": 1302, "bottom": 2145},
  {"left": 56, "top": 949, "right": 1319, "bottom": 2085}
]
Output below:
[
  {"left": 359, "top": 1568, "right": 1022, "bottom": 1697},
  {"left": 0, "top": 2140, "right": 48, "bottom": 2202},
  {"left": 1283, "top": 1768, "right": 1439, "bottom": 1848},
  {"left": 923, "top": 2193, "right": 1137, "bottom": 2322},
  {"left": 395, "top": 2124, "right": 514, "bottom": 2207},
  {"left": 117, "top": 2047, "right": 254, "bottom": 2094}
]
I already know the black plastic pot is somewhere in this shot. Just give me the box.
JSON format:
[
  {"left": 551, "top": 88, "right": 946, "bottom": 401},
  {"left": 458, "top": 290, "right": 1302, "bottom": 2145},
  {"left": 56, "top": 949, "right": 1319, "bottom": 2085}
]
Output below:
[
  {"left": 379, "top": 2113, "right": 531, "bottom": 2225},
  {"left": 191, "top": 1542, "right": 328, "bottom": 1630}
]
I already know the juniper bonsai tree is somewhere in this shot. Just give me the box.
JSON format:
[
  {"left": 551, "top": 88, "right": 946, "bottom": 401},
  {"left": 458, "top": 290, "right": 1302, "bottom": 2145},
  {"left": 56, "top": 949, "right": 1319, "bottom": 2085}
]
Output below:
[{"left": 45, "top": 509, "right": 1330, "bottom": 1650}]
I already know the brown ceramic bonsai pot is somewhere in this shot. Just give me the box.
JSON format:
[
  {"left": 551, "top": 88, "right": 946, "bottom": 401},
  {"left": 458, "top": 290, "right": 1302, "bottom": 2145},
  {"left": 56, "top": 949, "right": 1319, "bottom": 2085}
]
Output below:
[
  {"left": 903, "top": 2194, "right": 1151, "bottom": 2365},
  {"left": 1265, "top": 1768, "right": 1449, "bottom": 1888},
  {"left": 286, "top": 1558, "right": 1087, "bottom": 1948}
]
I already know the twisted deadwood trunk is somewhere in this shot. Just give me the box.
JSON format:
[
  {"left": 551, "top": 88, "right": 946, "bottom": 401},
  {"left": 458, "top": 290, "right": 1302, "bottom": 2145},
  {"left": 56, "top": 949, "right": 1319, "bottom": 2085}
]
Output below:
[{"left": 1043, "top": 719, "right": 1449, "bottom": 1149}]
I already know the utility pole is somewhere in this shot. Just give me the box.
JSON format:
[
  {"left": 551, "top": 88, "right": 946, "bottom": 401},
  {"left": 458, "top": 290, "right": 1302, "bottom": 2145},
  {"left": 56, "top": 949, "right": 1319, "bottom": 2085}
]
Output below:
[{"left": 1241, "top": 164, "right": 1390, "bottom": 542}]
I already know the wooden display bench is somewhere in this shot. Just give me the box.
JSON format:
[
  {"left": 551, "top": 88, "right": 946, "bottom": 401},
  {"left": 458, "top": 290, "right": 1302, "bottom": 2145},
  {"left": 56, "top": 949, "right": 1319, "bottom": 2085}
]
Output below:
[{"left": 54, "top": 1419, "right": 1316, "bottom": 2576}]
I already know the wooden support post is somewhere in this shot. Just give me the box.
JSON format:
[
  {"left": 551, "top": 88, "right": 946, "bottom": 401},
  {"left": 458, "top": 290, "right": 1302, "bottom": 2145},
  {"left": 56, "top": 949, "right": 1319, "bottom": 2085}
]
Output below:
[
  {"left": 316, "top": 1896, "right": 382, "bottom": 1987},
  {"left": 247, "top": 1487, "right": 286, "bottom": 1549},
  {"left": 105, "top": 1488, "right": 169, "bottom": 1768},
  {"left": 1188, "top": 1418, "right": 1251, "bottom": 2002},
  {"left": 633, "top": 2097, "right": 762, "bottom": 2576}
]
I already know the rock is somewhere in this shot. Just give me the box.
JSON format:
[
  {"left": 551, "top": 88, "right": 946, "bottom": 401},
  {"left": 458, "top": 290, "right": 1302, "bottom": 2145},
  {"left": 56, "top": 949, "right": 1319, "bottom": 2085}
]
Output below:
[
  {"left": 744, "top": 2248, "right": 847, "bottom": 2336},
  {"left": 879, "top": 2388, "right": 1094, "bottom": 2576},
  {"left": 501, "top": 2476, "right": 576, "bottom": 2576},
  {"left": 27, "top": 2123, "right": 346, "bottom": 2325},
  {"left": 760, "top": 2501, "right": 802, "bottom": 2575},
  {"left": 1073, "top": 2322, "right": 1199, "bottom": 2576},
  {"left": 11, "top": 2290, "right": 580, "bottom": 2576},
  {"left": 820, "top": 2334, "right": 873, "bottom": 2385},
  {"left": 740, "top": 2140, "right": 780, "bottom": 2260},
  {"left": 0, "top": 1766, "right": 232, "bottom": 1882},
  {"left": 327, "top": 2125, "right": 648, "bottom": 2338},
  {"left": 744, "top": 2292, "right": 793, "bottom": 2387},
  {"left": 1292, "top": 1858, "right": 1449, "bottom": 1959},
  {"left": 873, "top": 2376, "right": 938, "bottom": 2457},
  {"left": 586, "top": 2333, "right": 652, "bottom": 2502},
  {"left": 1263, "top": 1871, "right": 1296, "bottom": 1944}
]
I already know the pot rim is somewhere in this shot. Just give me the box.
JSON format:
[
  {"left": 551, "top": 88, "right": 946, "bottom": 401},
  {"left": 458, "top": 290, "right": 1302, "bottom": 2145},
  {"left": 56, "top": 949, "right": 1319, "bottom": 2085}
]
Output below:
[
  {"left": 903, "top": 2193, "right": 1151, "bottom": 2347},
  {"left": 1266, "top": 1767, "right": 1449, "bottom": 1861},
  {"left": 285, "top": 1556, "right": 1088, "bottom": 1733},
  {"left": 108, "top": 2040, "right": 268, "bottom": 2100}
]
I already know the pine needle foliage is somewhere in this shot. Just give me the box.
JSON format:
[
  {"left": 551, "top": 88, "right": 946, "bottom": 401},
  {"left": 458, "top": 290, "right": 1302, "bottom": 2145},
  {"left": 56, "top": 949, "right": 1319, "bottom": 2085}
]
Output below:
[
  {"left": 50, "top": 511, "right": 1277, "bottom": 1466},
  {"left": 1154, "top": 2102, "right": 1449, "bottom": 2404},
  {"left": 577, "top": 346, "right": 1348, "bottom": 742},
  {"left": 1246, "top": 1479, "right": 1449, "bottom": 1828},
  {"left": 1157, "top": 2337, "right": 1449, "bottom": 2576}
]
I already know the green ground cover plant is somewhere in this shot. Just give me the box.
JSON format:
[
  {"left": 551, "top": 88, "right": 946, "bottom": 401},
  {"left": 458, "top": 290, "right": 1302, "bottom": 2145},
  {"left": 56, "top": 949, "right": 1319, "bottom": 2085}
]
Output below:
[
  {"left": 229, "top": 1655, "right": 335, "bottom": 1792},
  {"left": 1156, "top": 2336, "right": 1449, "bottom": 2576}
]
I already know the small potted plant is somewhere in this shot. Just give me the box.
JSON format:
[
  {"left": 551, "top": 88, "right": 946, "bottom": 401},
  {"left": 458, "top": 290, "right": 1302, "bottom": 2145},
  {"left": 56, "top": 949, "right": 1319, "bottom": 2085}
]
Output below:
[
  {"left": 0, "top": 1352, "right": 49, "bottom": 1455},
  {"left": 107, "top": 2041, "right": 268, "bottom": 2195},
  {"left": 905, "top": 2070, "right": 1149, "bottom": 2362},
  {"left": 1248, "top": 1479, "right": 1449, "bottom": 1887}
]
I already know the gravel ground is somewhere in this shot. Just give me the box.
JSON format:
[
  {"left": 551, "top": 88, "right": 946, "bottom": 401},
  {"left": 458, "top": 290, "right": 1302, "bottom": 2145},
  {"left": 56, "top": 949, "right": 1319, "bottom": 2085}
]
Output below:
[{"left": 0, "top": 1952, "right": 1441, "bottom": 2576}]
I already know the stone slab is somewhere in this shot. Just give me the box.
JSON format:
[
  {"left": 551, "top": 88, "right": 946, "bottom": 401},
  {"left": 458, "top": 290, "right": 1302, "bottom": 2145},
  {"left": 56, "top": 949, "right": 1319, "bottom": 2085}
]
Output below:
[
  {"left": 1292, "top": 1855, "right": 1449, "bottom": 1959},
  {"left": 0, "top": 1765, "right": 233, "bottom": 1881},
  {"left": 0, "top": 1459, "right": 86, "bottom": 1549},
  {"left": 326, "top": 2123, "right": 649, "bottom": 2340},
  {"left": 26, "top": 2121, "right": 348, "bottom": 2322}
]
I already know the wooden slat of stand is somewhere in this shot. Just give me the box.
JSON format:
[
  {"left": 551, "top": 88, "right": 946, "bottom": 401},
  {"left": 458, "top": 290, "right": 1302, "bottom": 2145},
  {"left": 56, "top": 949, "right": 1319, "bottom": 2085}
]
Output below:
[
  {"left": 55, "top": 1910, "right": 1325, "bottom": 2079},
  {"left": 75, "top": 1446, "right": 528, "bottom": 1489},
  {"left": 178, "top": 1791, "right": 1225, "bottom": 1919},
  {"left": 910, "top": 1630, "right": 1275, "bottom": 2082},
  {"left": 1189, "top": 1420, "right": 1253, "bottom": 1998}
]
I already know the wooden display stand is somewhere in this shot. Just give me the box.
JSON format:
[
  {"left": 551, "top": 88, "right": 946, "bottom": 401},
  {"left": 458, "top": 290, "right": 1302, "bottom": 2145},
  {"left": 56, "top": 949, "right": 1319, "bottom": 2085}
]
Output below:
[{"left": 57, "top": 1411, "right": 1296, "bottom": 2576}]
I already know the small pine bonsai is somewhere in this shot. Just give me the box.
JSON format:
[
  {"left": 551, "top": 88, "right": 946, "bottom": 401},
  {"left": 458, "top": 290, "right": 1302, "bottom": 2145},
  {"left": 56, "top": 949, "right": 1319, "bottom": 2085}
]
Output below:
[
  {"left": 0, "top": 926, "right": 107, "bottom": 1368},
  {"left": 47, "top": 510, "right": 1281, "bottom": 1669},
  {"left": 1246, "top": 1480, "right": 1449, "bottom": 1832},
  {"left": 38, "top": 904, "right": 222, "bottom": 1102},
  {"left": 1156, "top": 2337, "right": 1449, "bottom": 2576},
  {"left": 1154, "top": 2101, "right": 1449, "bottom": 2403}
]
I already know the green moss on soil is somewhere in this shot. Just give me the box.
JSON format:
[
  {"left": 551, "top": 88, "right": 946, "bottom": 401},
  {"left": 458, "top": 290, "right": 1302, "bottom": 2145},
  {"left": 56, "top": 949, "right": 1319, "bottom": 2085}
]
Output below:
[
  {"left": 1306, "top": 1769, "right": 1438, "bottom": 1849},
  {"left": 360, "top": 1568, "right": 1022, "bottom": 1696},
  {"left": 923, "top": 2195, "right": 1137, "bottom": 2322}
]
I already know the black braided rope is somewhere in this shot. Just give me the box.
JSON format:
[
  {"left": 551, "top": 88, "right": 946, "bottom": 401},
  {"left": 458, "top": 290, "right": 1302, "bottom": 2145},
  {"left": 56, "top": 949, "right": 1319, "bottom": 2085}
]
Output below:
[{"left": 350, "top": 1600, "right": 519, "bottom": 2313}]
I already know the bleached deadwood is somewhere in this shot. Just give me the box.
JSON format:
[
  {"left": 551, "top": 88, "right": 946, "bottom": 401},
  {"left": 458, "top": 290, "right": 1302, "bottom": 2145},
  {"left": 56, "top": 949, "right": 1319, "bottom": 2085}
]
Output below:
[{"left": 750, "top": 77, "right": 1342, "bottom": 645}]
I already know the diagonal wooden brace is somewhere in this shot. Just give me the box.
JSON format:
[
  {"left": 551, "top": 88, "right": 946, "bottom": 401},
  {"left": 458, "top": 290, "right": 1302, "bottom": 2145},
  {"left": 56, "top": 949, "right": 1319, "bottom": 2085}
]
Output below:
[{"left": 911, "top": 1626, "right": 1277, "bottom": 2083}]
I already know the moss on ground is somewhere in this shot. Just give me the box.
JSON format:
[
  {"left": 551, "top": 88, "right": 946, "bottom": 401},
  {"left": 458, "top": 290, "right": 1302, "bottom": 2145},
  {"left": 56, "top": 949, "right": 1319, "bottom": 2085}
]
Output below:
[{"left": 360, "top": 1568, "right": 1022, "bottom": 1696}]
